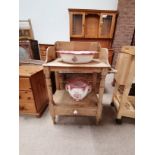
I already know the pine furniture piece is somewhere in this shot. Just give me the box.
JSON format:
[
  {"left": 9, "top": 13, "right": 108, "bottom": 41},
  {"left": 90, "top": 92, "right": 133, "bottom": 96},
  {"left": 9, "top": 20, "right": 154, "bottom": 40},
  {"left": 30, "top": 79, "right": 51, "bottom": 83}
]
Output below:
[
  {"left": 19, "top": 19, "right": 34, "bottom": 40},
  {"left": 68, "top": 9, "right": 118, "bottom": 64},
  {"left": 112, "top": 46, "right": 135, "bottom": 124},
  {"left": 19, "top": 64, "right": 48, "bottom": 117},
  {"left": 39, "top": 44, "right": 54, "bottom": 61},
  {"left": 43, "top": 41, "right": 111, "bottom": 124}
]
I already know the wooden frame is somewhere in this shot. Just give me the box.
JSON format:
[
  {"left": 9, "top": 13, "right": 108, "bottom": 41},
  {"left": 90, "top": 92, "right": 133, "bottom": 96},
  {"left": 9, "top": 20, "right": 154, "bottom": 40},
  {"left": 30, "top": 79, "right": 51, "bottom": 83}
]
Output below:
[
  {"left": 99, "top": 13, "right": 116, "bottom": 38},
  {"left": 70, "top": 12, "right": 85, "bottom": 38},
  {"left": 112, "top": 46, "right": 135, "bottom": 123}
]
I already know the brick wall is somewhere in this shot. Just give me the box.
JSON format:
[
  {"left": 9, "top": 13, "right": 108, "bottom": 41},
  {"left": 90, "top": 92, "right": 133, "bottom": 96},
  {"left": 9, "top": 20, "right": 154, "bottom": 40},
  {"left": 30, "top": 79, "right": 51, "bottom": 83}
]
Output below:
[{"left": 112, "top": 0, "right": 135, "bottom": 67}]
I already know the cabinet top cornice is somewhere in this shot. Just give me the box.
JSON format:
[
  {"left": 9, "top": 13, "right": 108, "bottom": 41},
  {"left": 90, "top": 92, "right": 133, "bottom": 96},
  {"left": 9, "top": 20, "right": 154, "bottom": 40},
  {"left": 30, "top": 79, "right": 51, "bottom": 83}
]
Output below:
[{"left": 68, "top": 8, "right": 118, "bottom": 14}]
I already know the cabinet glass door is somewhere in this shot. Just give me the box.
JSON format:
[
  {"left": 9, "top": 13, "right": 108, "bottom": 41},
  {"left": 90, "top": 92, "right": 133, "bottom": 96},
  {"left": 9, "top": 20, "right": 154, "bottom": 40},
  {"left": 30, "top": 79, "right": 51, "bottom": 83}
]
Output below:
[
  {"left": 99, "top": 14, "right": 115, "bottom": 38},
  {"left": 70, "top": 13, "right": 85, "bottom": 37}
]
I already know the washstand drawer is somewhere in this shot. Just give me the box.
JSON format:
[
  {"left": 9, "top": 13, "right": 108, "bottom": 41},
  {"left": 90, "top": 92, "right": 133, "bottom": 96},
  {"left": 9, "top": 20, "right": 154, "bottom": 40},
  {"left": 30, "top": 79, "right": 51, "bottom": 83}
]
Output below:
[
  {"left": 19, "top": 78, "right": 31, "bottom": 90},
  {"left": 54, "top": 106, "right": 97, "bottom": 116}
]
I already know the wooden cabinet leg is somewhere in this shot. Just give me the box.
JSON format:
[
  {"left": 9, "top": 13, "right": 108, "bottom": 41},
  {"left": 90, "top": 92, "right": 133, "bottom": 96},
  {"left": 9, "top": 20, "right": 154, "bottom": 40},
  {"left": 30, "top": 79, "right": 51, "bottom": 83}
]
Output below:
[
  {"left": 116, "top": 110, "right": 123, "bottom": 124},
  {"left": 48, "top": 102, "right": 56, "bottom": 124}
]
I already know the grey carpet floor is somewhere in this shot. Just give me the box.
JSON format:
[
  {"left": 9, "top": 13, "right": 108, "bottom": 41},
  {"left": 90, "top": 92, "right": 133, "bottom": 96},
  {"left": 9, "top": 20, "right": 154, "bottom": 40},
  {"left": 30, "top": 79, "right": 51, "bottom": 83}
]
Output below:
[{"left": 19, "top": 74, "right": 135, "bottom": 155}]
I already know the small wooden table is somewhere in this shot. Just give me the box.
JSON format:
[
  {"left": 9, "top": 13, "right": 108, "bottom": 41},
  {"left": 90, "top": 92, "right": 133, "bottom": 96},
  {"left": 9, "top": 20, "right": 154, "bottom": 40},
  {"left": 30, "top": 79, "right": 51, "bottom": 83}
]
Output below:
[{"left": 43, "top": 58, "right": 110, "bottom": 124}]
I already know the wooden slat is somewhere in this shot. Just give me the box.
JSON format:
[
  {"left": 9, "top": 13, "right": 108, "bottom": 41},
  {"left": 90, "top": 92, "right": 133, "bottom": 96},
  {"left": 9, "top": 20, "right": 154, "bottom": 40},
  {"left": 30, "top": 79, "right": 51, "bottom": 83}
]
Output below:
[{"left": 110, "top": 14, "right": 116, "bottom": 38}]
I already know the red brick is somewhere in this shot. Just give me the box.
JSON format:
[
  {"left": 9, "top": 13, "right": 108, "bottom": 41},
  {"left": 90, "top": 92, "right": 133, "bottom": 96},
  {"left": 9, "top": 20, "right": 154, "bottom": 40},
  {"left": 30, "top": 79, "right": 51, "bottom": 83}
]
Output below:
[{"left": 112, "top": 0, "right": 135, "bottom": 67}]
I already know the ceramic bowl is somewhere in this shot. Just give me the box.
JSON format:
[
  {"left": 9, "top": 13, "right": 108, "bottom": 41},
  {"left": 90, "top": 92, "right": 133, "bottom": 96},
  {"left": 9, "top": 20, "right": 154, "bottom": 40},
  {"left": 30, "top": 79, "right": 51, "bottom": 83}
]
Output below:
[
  {"left": 57, "top": 51, "right": 97, "bottom": 63},
  {"left": 65, "top": 77, "right": 92, "bottom": 101}
]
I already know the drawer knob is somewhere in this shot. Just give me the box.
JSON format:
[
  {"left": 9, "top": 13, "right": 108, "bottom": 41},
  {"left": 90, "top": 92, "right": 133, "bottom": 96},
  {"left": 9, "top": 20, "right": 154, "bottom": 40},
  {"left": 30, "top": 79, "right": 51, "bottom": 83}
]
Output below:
[
  {"left": 73, "top": 110, "right": 78, "bottom": 115},
  {"left": 19, "top": 106, "right": 25, "bottom": 110}
]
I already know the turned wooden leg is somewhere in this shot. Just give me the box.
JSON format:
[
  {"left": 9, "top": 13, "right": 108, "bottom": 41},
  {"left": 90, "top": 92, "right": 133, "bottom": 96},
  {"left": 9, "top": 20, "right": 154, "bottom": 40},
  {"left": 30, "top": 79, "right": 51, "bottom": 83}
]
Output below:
[
  {"left": 112, "top": 79, "right": 116, "bottom": 87},
  {"left": 44, "top": 66, "right": 56, "bottom": 124},
  {"left": 96, "top": 116, "right": 101, "bottom": 125},
  {"left": 52, "top": 116, "right": 56, "bottom": 124},
  {"left": 92, "top": 73, "right": 97, "bottom": 93},
  {"left": 96, "top": 70, "right": 107, "bottom": 124},
  {"left": 111, "top": 82, "right": 119, "bottom": 108}
]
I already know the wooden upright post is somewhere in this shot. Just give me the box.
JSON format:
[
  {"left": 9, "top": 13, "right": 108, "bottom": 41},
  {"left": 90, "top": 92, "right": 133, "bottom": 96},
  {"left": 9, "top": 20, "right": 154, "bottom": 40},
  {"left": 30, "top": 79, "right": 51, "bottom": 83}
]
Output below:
[{"left": 43, "top": 66, "right": 55, "bottom": 124}]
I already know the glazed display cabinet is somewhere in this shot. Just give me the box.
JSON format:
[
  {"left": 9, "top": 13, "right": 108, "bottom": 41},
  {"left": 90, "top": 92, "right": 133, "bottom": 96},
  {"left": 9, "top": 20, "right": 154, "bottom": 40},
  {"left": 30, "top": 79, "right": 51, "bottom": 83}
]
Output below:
[{"left": 69, "top": 9, "right": 118, "bottom": 64}]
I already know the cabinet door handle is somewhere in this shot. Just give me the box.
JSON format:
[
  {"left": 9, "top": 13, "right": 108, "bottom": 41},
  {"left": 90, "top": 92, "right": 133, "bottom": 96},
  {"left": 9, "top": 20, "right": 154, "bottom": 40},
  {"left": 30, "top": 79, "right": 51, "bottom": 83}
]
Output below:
[{"left": 73, "top": 110, "right": 78, "bottom": 115}]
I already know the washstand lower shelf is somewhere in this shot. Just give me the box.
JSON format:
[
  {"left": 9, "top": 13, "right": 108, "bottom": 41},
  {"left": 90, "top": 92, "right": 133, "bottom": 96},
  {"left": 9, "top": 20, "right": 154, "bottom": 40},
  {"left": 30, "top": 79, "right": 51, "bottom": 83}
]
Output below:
[{"left": 53, "top": 90, "right": 98, "bottom": 117}]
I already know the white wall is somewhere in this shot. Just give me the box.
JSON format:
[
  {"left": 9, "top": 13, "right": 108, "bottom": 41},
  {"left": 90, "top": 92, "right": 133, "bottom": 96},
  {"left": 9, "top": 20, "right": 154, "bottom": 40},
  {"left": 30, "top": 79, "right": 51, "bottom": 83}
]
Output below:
[{"left": 19, "top": 0, "right": 118, "bottom": 44}]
